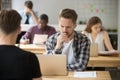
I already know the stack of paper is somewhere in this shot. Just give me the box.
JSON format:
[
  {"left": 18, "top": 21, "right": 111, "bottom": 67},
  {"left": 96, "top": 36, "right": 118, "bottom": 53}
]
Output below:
[
  {"left": 98, "top": 50, "right": 119, "bottom": 56},
  {"left": 74, "top": 71, "right": 97, "bottom": 78}
]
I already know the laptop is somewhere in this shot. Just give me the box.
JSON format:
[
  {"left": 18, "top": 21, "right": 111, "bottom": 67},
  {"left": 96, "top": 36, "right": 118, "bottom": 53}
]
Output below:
[
  {"left": 37, "top": 54, "right": 68, "bottom": 76},
  {"left": 90, "top": 43, "right": 98, "bottom": 57},
  {"left": 33, "top": 34, "right": 48, "bottom": 45}
]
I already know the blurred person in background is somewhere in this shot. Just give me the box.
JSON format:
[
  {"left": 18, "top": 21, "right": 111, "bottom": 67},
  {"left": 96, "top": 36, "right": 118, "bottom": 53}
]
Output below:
[
  {"left": 20, "top": 14, "right": 56, "bottom": 44},
  {"left": 82, "top": 16, "right": 115, "bottom": 51},
  {"left": 18, "top": 0, "right": 39, "bottom": 24}
]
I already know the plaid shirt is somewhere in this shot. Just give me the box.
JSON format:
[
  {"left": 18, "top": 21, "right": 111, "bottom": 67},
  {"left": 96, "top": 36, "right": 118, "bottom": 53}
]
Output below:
[{"left": 46, "top": 31, "right": 90, "bottom": 71}]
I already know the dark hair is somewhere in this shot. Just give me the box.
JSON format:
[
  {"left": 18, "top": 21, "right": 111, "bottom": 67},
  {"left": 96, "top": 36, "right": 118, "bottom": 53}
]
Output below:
[
  {"left": 85, "top": 16, "right": 103, "bottom": 33},
  {"left": 0, "top": 9, "right": 21, "bottom": 34},
  {"left": 59, "top": 8, "right": 78, "bottom": 23},
  {"left": 25, "top": 1, "right": 33, "bottom": 9},
  {"left": 40, "top": 14, "right": 48, "bottom": 23}
]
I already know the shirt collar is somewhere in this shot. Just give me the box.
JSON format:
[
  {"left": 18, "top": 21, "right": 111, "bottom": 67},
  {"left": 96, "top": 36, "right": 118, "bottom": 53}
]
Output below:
[{"left": 37, "top": 25, "right": 48, "bottom": 30}]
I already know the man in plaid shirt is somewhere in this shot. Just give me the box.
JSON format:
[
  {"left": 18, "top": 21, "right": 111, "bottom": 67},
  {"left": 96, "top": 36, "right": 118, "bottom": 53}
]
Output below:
[{"left": 46, "top": 8, "right": 90, "bottom": 71}]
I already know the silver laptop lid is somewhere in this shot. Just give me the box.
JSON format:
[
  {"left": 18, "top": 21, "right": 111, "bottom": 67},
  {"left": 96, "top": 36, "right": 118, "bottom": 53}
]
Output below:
[
  {"left": 37, "top": 54, "right": 68, "bottom": 76},
  {"left": 90, "top": 43, "right": 98, "bottom": 57}
]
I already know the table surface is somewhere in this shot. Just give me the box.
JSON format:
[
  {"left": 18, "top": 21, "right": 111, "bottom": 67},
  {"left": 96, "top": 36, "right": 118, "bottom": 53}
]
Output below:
[
  {"left": 16, "top": 44, "right": 120, "bottom": 67},
  {"left": 15, "top": 44, "right": 46, "bottom": 54},
  {"left": 42, "top": 71, "right": 111, "bottom": 80},
  {"left": 88, "top": 54, "right": 120, "bottom": 67}
]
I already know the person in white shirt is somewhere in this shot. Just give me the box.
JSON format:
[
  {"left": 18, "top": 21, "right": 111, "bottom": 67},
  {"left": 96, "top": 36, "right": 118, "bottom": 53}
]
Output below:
[
  {"left": 18, "top": 0, "right": 39, "bottom": 25},
  {"left": 82, "top": 16, "right": 115, "bottom": 51}
]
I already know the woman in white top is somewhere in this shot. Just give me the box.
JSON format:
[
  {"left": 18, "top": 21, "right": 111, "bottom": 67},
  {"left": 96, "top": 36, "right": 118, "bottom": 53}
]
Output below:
[{"left": 82, "top": 16, "right": 114, "bottom": 51}]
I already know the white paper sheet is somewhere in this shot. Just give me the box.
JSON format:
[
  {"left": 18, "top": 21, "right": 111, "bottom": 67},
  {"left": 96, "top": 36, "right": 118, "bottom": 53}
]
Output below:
[
  {"left": 74, "top": 71, "right": 97, "bottom": 78},
  {"left": 99, "top": 50, "right": 119, "bottom": 54},
  {"left": 33, "top": 34, "right": 48, "bottom": 45}
]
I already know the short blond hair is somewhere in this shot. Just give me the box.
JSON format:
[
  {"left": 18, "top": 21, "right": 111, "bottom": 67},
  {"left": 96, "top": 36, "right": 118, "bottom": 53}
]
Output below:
[{"left": 59, "top": 8, "right": 78, "bottom": 23}]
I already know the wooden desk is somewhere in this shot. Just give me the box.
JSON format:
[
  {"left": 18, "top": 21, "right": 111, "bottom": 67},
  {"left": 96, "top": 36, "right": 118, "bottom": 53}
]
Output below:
[
  {"left": 42, "top": 71, "right": 111, "bottom": 80},
  {"left": 16, "top": 44, "right": 46, "bottom": 54},
  {"left": 88, "top": 55, "right": 120, "bottom": 67},
  {"left": 15, "top": 44, "right": 120, "bottom": 67}
]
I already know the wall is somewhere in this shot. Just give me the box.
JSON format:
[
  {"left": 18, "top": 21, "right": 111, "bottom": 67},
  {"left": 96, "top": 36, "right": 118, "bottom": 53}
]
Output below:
[
  {"left": 118, "top": 0, "right": 120, "bottom": 51},
  {"left": 12, "top": 0, "right": 118, "bottom": 29}
]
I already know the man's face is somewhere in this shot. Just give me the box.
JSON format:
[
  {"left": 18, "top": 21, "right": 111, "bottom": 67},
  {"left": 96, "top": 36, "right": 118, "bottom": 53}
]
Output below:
[
  {"left": 24, "top": 6, "right": 30, "bottom": 14},
  {"left": 38, "top": 19, "right": 47, "bottom": 28},
  {"left": 59, "top": 17, "right": 76, "bottom": 38}
]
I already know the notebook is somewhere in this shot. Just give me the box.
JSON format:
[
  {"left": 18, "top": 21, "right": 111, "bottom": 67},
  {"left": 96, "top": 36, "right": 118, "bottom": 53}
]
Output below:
[
  {"left": 33, "top": 34, "right": 48, "bottom": 45},
  {"left": 98, "top": 50, "right": 119, "bottom": 56},
  {"left": 90, "top": 43, "right": 98, "bottom": 57},
  {"left": 37, "top": 54, "right": 68, "bottom": 76}
]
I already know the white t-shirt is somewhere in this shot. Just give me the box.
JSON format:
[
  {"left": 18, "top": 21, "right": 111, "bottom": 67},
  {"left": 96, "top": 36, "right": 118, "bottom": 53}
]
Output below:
[
  {"left": 86, "top": 32, "right": 105, "bottom": 51},
  {"left": 62, "top": 39, "right": 74, "bottom": 64}
]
